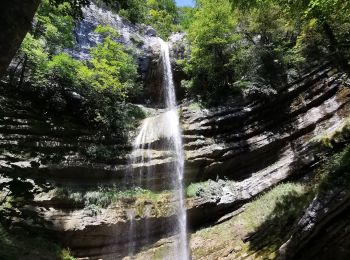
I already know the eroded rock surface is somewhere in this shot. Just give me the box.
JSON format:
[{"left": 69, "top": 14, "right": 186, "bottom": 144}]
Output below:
[
  {"left": 182, "top": 64, "right": 349, "bottom": 217},
  {"left": 2, "top": 5, "right": 350, "bottom": 255}
]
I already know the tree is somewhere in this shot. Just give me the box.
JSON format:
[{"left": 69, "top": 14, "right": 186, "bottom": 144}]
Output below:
[
  {"left": 146, "top": 0, "right": 178, "bottom": 38},
  {"left": 231, "top": 0, "right": 350, "bottom": 53},
  {"left": 0, "top": 0, "right": 124, "bottom": 77},
  {"left": 231, "top": 1, "right": 299, "bottom": 95},
  {"left": 116, "top": 0, "right": 148, "bottom": 23},
  {"left": 178, "top": 6, "right": 196, "bottom": 31},
  {"left": 79, "top": 25, "right": 139, "bottom": 99},
  {"left": 10, "top": 0, "right": 76, "bottom": 87},
  {"left": 185, "top": 0, "right": 238, "bottom": 102},
  {"left": 283, "top": 0, "right": 350, "bottom": 54}
]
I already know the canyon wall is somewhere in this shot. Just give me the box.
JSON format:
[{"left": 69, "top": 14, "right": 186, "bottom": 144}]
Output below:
[{"left": 1, "top": 4, "right": 350, "bottom": 260}]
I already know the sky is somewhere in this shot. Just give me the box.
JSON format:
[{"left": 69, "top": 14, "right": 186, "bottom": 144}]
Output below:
[{"left": 175, "top": 0, "right": 195, "bottom": 7}]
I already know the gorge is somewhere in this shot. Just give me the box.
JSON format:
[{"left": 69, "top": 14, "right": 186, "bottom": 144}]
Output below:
[{"left": 1, "top": 1, "right": 350, "bottom": 260}]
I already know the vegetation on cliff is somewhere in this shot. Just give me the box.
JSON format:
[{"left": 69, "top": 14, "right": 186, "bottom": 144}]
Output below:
[
  {"left": 1, "top": 0, "right": 350, "bottom": 259},
  {"left": 180, "top": 0, "right": 350, "bottom": 104},
  {"left": 8, "top": 0, "right": 144, "bottom": 137}
]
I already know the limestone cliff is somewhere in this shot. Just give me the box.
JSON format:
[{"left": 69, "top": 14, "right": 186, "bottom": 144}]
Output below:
[{"left": 1, "top": 3, "right": 350, "bottom": 260}]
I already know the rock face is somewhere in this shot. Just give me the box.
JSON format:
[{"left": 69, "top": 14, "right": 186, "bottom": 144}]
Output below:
[
  {"left": 1, "top": 4, "right": 350, "bottom": 259},
  {"left": 278, "top": 191, "right": 350, "bottom": 260},
  {"left": 2, "top": 58, "right": 350, "bottom": 259},
  {"left": 73, "top": 3, "right": 166, "bottom": 105},
  {"left": 183, "top": 64, "right": 350, "bottom": 218},
  {"left": 0, "top": 0, "right": 40, "bottom": 76}
]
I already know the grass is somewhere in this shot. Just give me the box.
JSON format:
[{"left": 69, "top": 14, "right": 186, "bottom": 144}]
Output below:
[
  {"left": 54, "top": 186, "right": 151, "bottom": 208},
  {"left": 54, "top": 186, "right": 173, "bottom": 217},
  {"left": 191, "top": 142, "right": 350, "bottom": 259},
  {"left": 315, "top": 144, "right": 350, "bottom": 194},
  {"left": 311, "top": 117, "right": 350, "bottom": 148},
  {"left": 191, "top": 182, "right": 313, "bottom": 259},
  {"left": 241, "top": 183, "right": 309, "bottom": 232},
  {"left": 134, "top": 190, "right": 172, "bottom": 217}
]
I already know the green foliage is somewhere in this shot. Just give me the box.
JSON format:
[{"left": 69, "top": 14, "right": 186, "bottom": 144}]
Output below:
[
  {"left": 79, "top": 25, "right": 139, "bottom": 98},
  {"left": 317, "top": 145, "right": 350, "bottom": 193},
  {"left": 53, "top": 186, "right": 172, "bottom": 217},
  {"left": 233, "top": 2, "right": 297, "bottom": 95},
  {"left": 47, "top": 53, "right": 82, "bottom": 87},
  {"left": 18, "top": 4, "right": 140, "bottom": 101},
  {"left": 54, "top": 186, "right": 152, "bottom": 208},
  {"left": 19, "top": 34, "right": 49, "bottom": 85},
  {"left": 50, "top": 0, "right": 116, "bottom": 19},
  {"left": 37, "top": 0, "right": 75, "bottom": 53},
  {"left": 15, "top": 4, "right": 143, "bottom": 134},
  {"left": 13, "top": 0, "right": 75, "bottom": 87},
  {"left": 294, "top": 19, "right": 330, "bottom": 61},
  {"left": 232, "top": 0, "right": 350, "bottom": 52},
  {"left": 146, "top": 0, "right": 178, "bottom": 38},
  {"left": 178, "top": 7, "right": 195, "bottom": 30},
  {"left": 84, "top": 145, "right": 123, "bottom": 161},
  {"left": 186, "top": 181, "right": 210, "bottom": 197},
  {"left": 282, "top": 0, "right": 350, "bottom": 23},
  {"left": 49, "top": 0, "right": 91, "bottom": 18},
  {"left": 115, "top": 0, "right": 178, "bottom": 38},
  {"left": 180, "top": 0, "right": 350, "bottom": 103},
  {"left": 185, "top": 0, "right": 239, "bottom": 103},
  {"left": 117, "top": 0, "right": 148, "bottom": 23}
]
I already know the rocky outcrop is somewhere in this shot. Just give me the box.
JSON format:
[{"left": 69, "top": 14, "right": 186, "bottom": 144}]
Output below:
[
  {"left": 278, "top": 190, "right": 350, "bottom": 260},
  {"left": 183, "top": 64, "right": 350, "bottom": 226},
  {"left": 0, "top": 0, "right": 40, "bottom": 76},
  {"left": 73, "top": 4, "right": 168, "bottom": 105},
  {"left": 1, "top": 4, "right": 350, "bottom": 256}
]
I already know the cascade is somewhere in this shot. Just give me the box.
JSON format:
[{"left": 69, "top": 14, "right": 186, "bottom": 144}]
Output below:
[{"left": 128, "top": 39, "right": 189, "bottom": 259}]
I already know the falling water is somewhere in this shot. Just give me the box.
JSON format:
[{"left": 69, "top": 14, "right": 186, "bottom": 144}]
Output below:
[
  {"left": 129, "top": 39, "right": 189, "bottom": 259},
  {"left": 159, "top": 39, "right": 188, "bottom": 260},
  {"left": 127, "top": 209, "right": 136, "bottom": 258}
]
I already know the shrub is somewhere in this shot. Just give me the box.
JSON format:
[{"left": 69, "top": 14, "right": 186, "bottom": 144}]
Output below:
[{"left": 186, "top": 181, "right": 210, "bottom": 197}]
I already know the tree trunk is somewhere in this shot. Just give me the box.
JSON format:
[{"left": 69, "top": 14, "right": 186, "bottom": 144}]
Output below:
[
  {"left": 322, "top": 22, "right": 338, "bottom": 53},
  {"left": 19, "top": 56, "right": 28, "bottom": 87},
  {"left": 0, "top": 0, "right": 41, "bottom": 77},
  {"left": 322, "top": 21, "right": 350, "bottom": 72}
]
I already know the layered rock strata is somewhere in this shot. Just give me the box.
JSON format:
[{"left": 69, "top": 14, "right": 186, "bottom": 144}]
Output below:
[{"left": 1, "top": 62, "right": 350, "bottom": 258}]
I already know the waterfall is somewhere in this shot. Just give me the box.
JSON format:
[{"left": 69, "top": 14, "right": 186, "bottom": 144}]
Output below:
[
  {"left": 128, "top": 39, "right": 189, "bottom": 259},
  {"left": 159, "top": 39, "right": 188, "bottom": 260}
]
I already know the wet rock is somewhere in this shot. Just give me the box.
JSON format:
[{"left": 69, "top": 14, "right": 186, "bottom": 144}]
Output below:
[{"left": 145, "top": 26, "right": 157, "bottom": 37}]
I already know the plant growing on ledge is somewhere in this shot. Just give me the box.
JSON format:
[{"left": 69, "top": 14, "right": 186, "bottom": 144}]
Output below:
[{"left": 79, "top": 25, "right": 140, "bottom": 99}]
